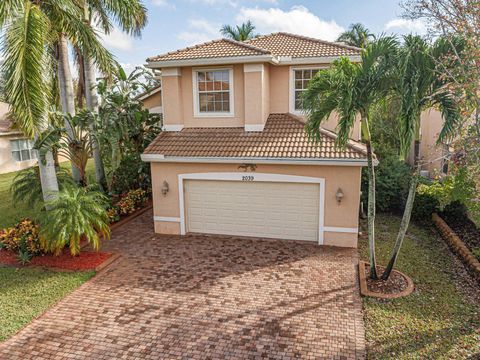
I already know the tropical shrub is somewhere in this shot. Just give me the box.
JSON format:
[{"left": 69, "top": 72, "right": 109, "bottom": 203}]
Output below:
[
  {"left": 0, "top": 219, "right": 42, "bottom": 255},
  {"left": 115, "top": 189, "right": 148, "bottom": 215},
  {"left": 361, "top": 156, "right": 411, "bottom": 213},
  {"left": 39, "top": 186, "right": 111, "bottom": 255},
  {"left": 110, "top": 154, "right": 152, "bottom": 195},
  {"left": 411, "top": 193, "right": 440, "bottom": 222}
]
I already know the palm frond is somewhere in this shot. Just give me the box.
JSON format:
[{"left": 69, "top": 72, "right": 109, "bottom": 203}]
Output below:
[{"left": 1, "top": 2, "right": 51, "bottom": 137}]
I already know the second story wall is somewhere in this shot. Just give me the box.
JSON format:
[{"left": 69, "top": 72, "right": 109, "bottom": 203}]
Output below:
[{"left": 161, "top": 62, "right": 361, "bottom": 140}]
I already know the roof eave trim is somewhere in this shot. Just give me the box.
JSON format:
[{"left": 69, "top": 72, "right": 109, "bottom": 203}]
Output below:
[
  {"left": 146, "top": 55, "right": 277, "bottom": 68},
  {"left": 141, "top": 154, "right": 370, "bottom": 166},
  {"left": 278, "top": 55, "right": 361, "bottom": 64}
]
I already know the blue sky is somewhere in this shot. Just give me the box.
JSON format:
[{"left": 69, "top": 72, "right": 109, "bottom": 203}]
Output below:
[{"left": 99, "top": 0, "right": 427, "bottom": 73}]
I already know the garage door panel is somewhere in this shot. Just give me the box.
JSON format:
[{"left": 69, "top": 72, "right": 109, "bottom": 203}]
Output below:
[{"left": 185, "top": 179, "right": 320, "bottom": 242}]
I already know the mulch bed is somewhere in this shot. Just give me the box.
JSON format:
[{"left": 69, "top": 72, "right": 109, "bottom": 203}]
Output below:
[
  {"left": 359, "top": 261, "right": 414, "bottom": 299},
  {"left": 440, "top": 213, "right": 480, "bottom": 253},
  {"left": 365, "top": 264, "right": 408, "bottom": 294},
  {"left": 0, "top": 249, "right": 112, "bottom": 271}
]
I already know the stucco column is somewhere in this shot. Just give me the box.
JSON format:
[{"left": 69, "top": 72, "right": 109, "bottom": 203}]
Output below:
[
  {"left": 243, "top": 63, "right": 269, "bottom": 131},
  {"left": 161, "top": 68, "right": 184, "bottom": 131}
]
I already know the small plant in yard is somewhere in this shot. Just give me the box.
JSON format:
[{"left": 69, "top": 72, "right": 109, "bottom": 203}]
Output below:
[
  {"left": 115, "top": 188, "right": 148, "bottom": 216},
  {"left": 39, "top": 185, "right": 111, "bottom": 255},
  {"left": 0, "top": 219, "right": 42, "bottom": 255}
]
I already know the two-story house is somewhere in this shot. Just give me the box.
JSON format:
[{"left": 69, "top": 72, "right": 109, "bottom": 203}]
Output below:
[{"left": 141, "top": 32, "right": 368, "bottom": 248}]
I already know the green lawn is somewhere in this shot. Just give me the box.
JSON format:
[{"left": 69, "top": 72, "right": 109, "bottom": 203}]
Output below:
[
  {"left": 359, "top": 214, "right": 480, "bottom": 359},
  {"left": 0, "top": 161, "right": 95, "bottom": 228},
  {"left": 0, "top": 267, "right": 94, "bottom": 341}
]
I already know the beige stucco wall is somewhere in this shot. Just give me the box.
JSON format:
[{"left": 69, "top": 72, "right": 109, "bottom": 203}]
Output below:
[
  {"left": 150, "top": 162, "right": 362, "bottom": 248},
  {"left": 141, "top": 91, "right": 162, "bottom": 110},
  {"left": 0, "top": 135, "right": 38, "bottom": 174},
  {"left": 407, "top": 109, "right": 445, "bottom": 176}
]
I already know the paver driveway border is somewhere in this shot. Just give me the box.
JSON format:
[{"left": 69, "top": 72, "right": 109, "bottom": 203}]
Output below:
[{"left": 0, "top": 210, "right": 366, "bottom": 359}]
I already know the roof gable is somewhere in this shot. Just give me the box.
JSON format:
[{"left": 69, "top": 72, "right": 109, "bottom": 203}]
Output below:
[
  {"left": 147, "top": 38, "right": 270, "bottom": 62},
  {"left": 245, "top": 32, "right": 361, "bottom": 58},
  {"left": 146, "top": 32, "right": 361, "bottom": 65}
]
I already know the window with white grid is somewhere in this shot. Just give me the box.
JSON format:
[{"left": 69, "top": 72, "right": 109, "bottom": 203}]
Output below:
[
  {"left": 293, "top": 68, "right": 321, "bottom": 111},
  {"left": 194, "top": 69, "right": 233, "bottom": 116},
  {"left": 10, "top": 139, "right": 36, "bottom": 162}
]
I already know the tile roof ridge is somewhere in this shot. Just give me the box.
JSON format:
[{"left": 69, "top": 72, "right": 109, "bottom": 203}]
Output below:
[
  {"left": 246, "top": 32, "right": 362, "bottom": 53},
  {"left": 147, "top": 38, "right": 270, "bottom": 62}
]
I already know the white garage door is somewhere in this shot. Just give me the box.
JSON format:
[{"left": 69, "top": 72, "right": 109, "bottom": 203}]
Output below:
[{"left": 184, "top": 180, "right": 320, "bottom": 242}]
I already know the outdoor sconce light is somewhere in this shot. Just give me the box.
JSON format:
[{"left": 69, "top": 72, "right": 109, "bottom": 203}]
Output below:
[
  {"left": 336, "top": 188, "right": 344, "bottom": 204},
  {"left": 161, "top": 181, "right": 169, "bottom": 196}
]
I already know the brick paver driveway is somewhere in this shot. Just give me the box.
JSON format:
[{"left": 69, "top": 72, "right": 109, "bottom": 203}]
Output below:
[{"left": 0, "top": 211, "right": 365, "bottom": 359}]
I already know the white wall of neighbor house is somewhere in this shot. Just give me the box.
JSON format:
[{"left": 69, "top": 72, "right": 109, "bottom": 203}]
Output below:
[
  {"left": 0, "top": 135, "right": 38, "bottom": 174},
  {"left": 150, "top": 162, "right": 363, "bottom": 248}
]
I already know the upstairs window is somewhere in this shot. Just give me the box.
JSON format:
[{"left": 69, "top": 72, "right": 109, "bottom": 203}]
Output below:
[
  {"left": 292, "top": 68, "right": 321, "bottom": 112},
  {"left": 194, "top": 69, "right": 234, "bottom": 117},
  {"left": 11, "top": 139, "right": 36, "bottom": 162}
]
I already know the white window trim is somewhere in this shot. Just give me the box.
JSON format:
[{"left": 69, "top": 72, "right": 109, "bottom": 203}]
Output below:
[
  {"left": 289, "top": 65, "right": 328, "bottom": 116},
  {"left": 177, "top": 172, "right": 326, "bottom": 245},
  {"left": 10, "top": 138, "right": 36, "bottom": 162},
  {"left": 192, "top": 67, "right": 235, "bottom": 118}
]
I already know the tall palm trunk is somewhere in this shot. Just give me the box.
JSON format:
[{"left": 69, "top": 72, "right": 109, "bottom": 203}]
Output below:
[
  {"left": 57, "top": 34, "right": 81, "bottom": 183},
  {"left": 35, "top": 132, "right": 59, "bottom": 203},
  {"left": 382, "top": 136, "right": 421, "bottom": 280},
  {"left": 362, "top": 117, "right": 378, "bottom": 279},
  {"left": 84, "top": 56, "right": 107, "bottom": 190}
]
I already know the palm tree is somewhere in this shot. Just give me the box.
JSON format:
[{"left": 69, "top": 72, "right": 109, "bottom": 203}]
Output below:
[
  {"left": 1, "top": 0, "right": 114, "bottom": 200},
  {"left": 35, "top": 111, "right": 98, "bottom": 187},
  {"left": 39, "top": 185, "right": 110, "bottom": 256},
  {"left": 381, "top": 35, "right": 461, "bottom": 279},
  {"left": 220, "top": 20, "right": 258, "bottom": 41},
  {"left": 337, "top": 23, "right": 375, "bottom": 48},
  {"left": 302, "top": 37, "right": 399, "bottom": 279},
  {"left": 81, "top": 0, "right": 147, "bottom": 190}
]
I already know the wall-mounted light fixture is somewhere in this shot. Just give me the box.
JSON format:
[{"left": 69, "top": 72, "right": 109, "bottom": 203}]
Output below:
[
  {"left": 161, "top": 181, "right": 169, "bottom": 196},
  {"left": 335, "top": 188, "right": 344, "bottom": 204}
]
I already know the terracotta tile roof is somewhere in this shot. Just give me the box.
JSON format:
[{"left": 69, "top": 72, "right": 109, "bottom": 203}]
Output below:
[
  {"left": 147, "top": 39, "right": 270, "bottom": 62},
  {"left": 146, "top": 32, "right": 361, "bottom": 63},
  {"left": 245, "top": 32, "right": 361, "bottom": 58},
  {"left": 144, "top": 113, "right": 367, "bottom": 161}
]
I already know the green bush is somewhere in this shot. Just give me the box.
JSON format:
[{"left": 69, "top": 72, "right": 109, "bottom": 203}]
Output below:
[
  {"left": 110, "top": 154, "right": 151, "bottom": 195},
  {"left": 411, "top": 193, "right": 440, "bottom": 222},
  {"left": 442, "top": 201, "right": 469, "bottom": 223},
  {"left": 361, "top": 156, "right": 411, "bottom": 213}
]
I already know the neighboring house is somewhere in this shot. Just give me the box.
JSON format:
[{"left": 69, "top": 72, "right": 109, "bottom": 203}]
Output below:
[
  {"left": 142, "top": 32, "right": 367, "bottom": 248},
  {"left": 407, "top": 109, "right": 452, "bottom": 177},
  {"left": 0, "top": 101, "right": 38, "bottom": 174},
  {"left": 138, "top": 84, "right": 163, "bottom": 114}
]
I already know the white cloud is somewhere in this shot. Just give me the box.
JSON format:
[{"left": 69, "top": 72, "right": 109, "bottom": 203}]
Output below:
[
  {"left": 236, "top": 5, "right": 344, "bottom": 41},
  {"left": 384, "top": 18, "right": 427, "bottom": 34},
  {"left": 178, "top": 19, "right": 220, "bottom": 45},
  {"left": 98, "top": 27, "right": 134, "bottom": 51},
  {"left": 152, "top": 0, "right": 169, "bottom": 5}
]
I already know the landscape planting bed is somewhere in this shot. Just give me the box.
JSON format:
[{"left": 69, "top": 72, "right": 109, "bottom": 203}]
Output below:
[{"left": 0, "top": 249, "right": 113, "bottom": 271}]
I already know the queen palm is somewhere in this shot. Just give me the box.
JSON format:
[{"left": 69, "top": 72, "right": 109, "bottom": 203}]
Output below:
[
  {"left": 220, "top": 20, "right": 258, "bottom": 41},
  {"left": 381, "top": 35, "right": 461, "bottom": 279},
  {"left": 1, "top": 0, "right": 114, "bottom": 200},
  {"left": 302, "top": 37, "right": 398, "bottom": 279},
  {"left": 337, "top": 23, "right": 375, "bottom": 48}
]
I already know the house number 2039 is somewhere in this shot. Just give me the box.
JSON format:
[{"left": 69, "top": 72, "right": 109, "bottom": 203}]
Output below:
[{"left": 242, "top": 175, "right": 254, "bottom": 181}]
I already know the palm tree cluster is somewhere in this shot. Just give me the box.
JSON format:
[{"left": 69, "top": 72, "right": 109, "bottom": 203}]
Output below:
[
  {"left": 0, "top": 0, "right": 151, "bottom": 255},
  {"left": 303, "top": 33, "right": 462, "bottom": 279},
  {"left": 336, "top": 23, "right": 375, "bottom": 48}
]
